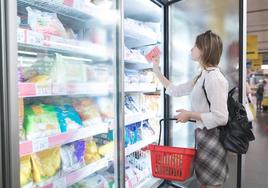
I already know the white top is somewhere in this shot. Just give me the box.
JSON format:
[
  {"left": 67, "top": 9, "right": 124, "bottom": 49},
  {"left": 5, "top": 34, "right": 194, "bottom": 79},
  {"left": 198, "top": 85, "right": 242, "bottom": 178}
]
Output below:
[{"left": 166, "top": 67, "right": 229, "bottom": 130}]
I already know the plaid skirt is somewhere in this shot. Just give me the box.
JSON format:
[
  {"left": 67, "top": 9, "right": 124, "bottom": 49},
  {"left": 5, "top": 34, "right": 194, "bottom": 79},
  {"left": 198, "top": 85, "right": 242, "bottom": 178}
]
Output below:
[{"left": 194, "top": 128, "right": 228, "bottom": 186}]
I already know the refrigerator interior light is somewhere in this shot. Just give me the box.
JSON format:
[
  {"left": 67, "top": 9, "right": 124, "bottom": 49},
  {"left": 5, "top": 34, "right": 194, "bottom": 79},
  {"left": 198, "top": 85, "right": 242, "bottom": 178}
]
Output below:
[
  {"left": 95, "top": 10, "right": 117, "bottom": 24},
  {"left": 261, "top": 65, "right": 268, "bottom": 69},
  {"left": 18, "top": 50, "right": 37, "bottom": 56},
  {"left": 18, "top": 56, "right": 37, "bottom": 67},
  {"left": 61, "top": 56, "right": 92, "bottom": 62}
]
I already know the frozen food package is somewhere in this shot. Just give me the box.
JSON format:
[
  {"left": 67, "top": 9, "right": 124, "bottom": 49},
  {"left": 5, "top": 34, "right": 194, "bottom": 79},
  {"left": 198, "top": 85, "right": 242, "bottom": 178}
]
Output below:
[
  {"left": 23, "top": 104, "right": 60, "bottom": 140},
  {"left": 20, "top": 155, "right": 33, "bottom": 186},
  {"left": 61, "top": 140, "right": 85, "bottom": 173},
  {"left": 84, "top": 139, "right": 101, "bottom": 165},
  {"left": 73, "top": 98, "right": 103, "bottom": 126},
  {"left": 55, "top": 105, "right": 83, "bottom": 133},
  {"left": 63, "top": 0, "right": 74, "bottom": 7},
  {"left": 27, "top": 75, "right": 51, "bottom": 84},
  {"left": 145, "top": 46, "right": 161, "bottom": 63},
  {"left": 124, "top": 96, "right": 140, "bottom": 115},
  {"left": 33, "top": 56, "right": 55, "bottom": 76},
  {"left": 98, "top": 141, "right": 113, "bottom": 157},
  {"left": 26, "top": 7, "right": 66, "bottom": 37},
  {"left": 19, "top": 98, "right": 25, "bottom": 140},
  {"left": 124, "top": 69, "right": 139, "bottom": 84},
  {"left": 94, "top": 132, "right": 112, "bottom": 145},
  {"left": 96, "top": 97, "right": 114, "bottom": 120},
  {"left": 70, "top": 174, "right": 108, "bottom": 188},
  {"left": 17, "top": 16, "right": 21, "bottom": 26},
  {"left": 51, "top": 54, "right": 88, "bottom": 84},
  {"left": 124, "top": 18, "right": 158, "bottom": 41},
  {"left": 101, "top": 171, "right": 115, "bottom": 188},
  {"left": 65, "top": 27, "right": 77, "bottom": 39},
  {"left": 31, "top": 147, "right": 61, "bottom": 183},
  {"left": 21, "top": 56, "right": 55, "bottom": 83},
  {"left": 126, "top": 123, "right": 141, "bottom": 145},
  {"left": 141, "top": 120, "right": 155, "bottom": 138},
  {"left": 18, "top": 66, "right": 38, "bottom": 82},
  {"left": 139, "top": 70, "right": 155, "bottom": 83},
  {"left": 141, "top": 94, "right": 160, "bottom": 114}
]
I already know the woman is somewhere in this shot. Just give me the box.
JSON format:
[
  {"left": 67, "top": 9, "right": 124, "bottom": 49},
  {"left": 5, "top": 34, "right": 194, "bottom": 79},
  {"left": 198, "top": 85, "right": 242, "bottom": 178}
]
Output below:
[{"left": 153, "top": 30, "right": 229, "bottom": 188}]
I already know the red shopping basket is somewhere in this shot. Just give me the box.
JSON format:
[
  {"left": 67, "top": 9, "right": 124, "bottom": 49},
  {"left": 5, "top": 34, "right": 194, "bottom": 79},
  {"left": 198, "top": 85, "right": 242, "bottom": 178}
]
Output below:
[{"left": 148, "top": 118, "right": 196, "bottom": 181}]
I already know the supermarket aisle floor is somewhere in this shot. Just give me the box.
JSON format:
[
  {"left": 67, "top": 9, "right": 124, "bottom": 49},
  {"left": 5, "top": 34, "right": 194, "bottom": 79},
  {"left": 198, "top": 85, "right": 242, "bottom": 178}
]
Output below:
[{"left": 244, "top": 112, "right": 268, "bottom": 188}]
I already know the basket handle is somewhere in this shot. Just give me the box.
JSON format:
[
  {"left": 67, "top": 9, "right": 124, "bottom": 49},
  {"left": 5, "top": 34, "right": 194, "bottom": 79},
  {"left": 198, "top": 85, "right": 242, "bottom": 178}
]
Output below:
[{"left": 158, "top": 118, "right": 196, "bottom": 145}]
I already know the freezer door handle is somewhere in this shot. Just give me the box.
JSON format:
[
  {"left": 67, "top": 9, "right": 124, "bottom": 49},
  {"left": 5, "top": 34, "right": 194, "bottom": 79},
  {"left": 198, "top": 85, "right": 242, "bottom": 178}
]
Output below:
[{"left": 158, "top": 118, "right": 196, "bottom": 145}]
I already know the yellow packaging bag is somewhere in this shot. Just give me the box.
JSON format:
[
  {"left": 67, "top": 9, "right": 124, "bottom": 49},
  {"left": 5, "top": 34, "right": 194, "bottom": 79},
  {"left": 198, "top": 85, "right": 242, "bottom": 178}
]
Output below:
[
  {"left": 20, "top": 155, "right": 32, "bottom": 186},
  {"left": 31, "top": 147, "right": 61, "bottom": 183},
  {"left": 84, "top": 140, "right": 101, "bottom": 165}
]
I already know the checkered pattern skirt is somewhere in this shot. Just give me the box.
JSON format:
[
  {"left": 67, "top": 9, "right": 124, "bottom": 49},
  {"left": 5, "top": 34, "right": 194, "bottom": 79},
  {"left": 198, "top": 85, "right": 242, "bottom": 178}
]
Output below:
[{"left": 194, "top": 128, "right": 228, "bottom": 186}]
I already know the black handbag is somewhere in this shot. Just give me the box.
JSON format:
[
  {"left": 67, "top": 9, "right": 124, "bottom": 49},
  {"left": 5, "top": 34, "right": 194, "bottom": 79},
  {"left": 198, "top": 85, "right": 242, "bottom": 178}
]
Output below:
[{"left": 202, "top": 80, "right": 255, "bottom": 154}]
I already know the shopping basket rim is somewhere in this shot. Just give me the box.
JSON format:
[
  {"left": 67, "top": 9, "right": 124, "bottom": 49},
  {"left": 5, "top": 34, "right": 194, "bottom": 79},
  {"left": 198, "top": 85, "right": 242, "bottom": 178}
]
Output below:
[{"left": 148, "top": 144, "right": 196, "bottom": 155}]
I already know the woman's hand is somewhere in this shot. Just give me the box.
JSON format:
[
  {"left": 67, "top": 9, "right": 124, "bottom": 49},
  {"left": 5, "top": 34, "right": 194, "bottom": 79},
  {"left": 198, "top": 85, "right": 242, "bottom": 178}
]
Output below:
[
  {"left": 175, "top": 109, "right": 201, "bottom": 123},
  {"left": 151, "top": 55, "right": 171, "bottom": 88},
  {"left": 152, "top": 56, "right": 160, "bottom": 73},
  {"left": 175, "top": 109, "right": 191, "bottom": 123}
]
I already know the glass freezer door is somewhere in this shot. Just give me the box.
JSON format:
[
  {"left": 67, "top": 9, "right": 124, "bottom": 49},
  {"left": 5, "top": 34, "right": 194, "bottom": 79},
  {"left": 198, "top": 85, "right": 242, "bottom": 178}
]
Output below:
[
  {"left": 17, "top": 0, "right": 118, "bottom": 187},
  {"left": 123, "top": 0, "right": 163, "bottom": 187},
  {"left": 168, "top": 0, "right": 240, "bottom": 187}
]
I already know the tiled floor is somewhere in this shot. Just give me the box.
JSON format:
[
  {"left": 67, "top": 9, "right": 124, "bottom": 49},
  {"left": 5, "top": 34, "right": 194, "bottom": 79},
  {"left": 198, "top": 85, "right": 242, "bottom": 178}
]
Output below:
[{"left": 244, "top": 111, "right": 268, "bottom": 188}]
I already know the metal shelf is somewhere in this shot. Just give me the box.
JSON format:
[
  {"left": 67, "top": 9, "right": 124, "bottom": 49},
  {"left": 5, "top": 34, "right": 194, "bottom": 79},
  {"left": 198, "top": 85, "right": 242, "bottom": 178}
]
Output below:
[
  {"left": 125, "top": 60, "right": 153, "bottom": 70},
  {"left": 125, "top": 136, "right": 157, "bottom": 156},
  {"left": 125, "top": 113, "right": 155, "bottom": 126},
  {"left": 124, "top": 34, "right": 159, "bottom": 49},
  {"left": 20, "top": 125, "right": 108, "bottom": 156},
  {"left": 19, "top": 82, "right": 111, "bottom": 98},
  {"left": 125, "top": 83, "right": 157, "bottom": 93},
  {"left": 18, "top": 41, "right": 109, "bottom": 61},
  {"left": 17, "top": 0, "right": 113, "bottom": 25},
  {"left": 40, "top": 157, "right": 109, "bottom": 188}
]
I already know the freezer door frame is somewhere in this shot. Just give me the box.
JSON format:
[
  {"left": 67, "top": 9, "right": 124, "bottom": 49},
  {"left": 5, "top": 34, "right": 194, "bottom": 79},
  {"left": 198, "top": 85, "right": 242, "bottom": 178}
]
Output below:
[
  {"left": 115, "top": 0, "right": 125, "bottom": 187},
  {"left": 160, "top": 1, "right": 246, "bottom": 188},
  {"left": 0, "top": 0, "right": 20, "bottom": 187}
]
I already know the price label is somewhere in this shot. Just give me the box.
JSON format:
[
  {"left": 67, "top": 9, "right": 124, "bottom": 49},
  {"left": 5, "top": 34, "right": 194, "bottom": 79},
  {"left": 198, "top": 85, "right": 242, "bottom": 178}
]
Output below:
[
  {"left": 53, "top": 177, "right": 66, "bottom": 188},
  {"left": 32, "top": 137, "right": 49, "bottom": 153},
  {"left": 35, "top": 84, "right": 51, "bottom": 96}
]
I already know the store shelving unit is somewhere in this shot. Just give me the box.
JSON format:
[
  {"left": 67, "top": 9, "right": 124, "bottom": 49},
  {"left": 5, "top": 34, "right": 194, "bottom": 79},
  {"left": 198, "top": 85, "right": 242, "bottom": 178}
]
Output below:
[
  {"left": 17, "top": 0, "right": 117, "bottom": 187},
  {"left": 20, "top": 124, "right": 108, "bottom": 156},
  {"left": 123, "top": 1, "right": 162, "bottom": 187}
]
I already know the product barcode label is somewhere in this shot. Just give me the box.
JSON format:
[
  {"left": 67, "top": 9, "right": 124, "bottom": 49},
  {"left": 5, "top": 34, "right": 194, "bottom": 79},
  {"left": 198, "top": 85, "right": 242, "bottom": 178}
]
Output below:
[
  {"left": 32, "top": 137, "right": 49, "bottom": 152},
  {"left": 35, "top": 84, "right": 51, "bottom": 96},
  {"left": 53, "top": 177, "right": 66, "bottom": 188}
]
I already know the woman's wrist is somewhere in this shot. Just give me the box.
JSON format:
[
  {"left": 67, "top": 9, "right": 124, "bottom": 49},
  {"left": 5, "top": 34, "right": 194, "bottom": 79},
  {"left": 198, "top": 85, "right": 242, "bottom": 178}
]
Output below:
[
  {"left": 188, "top": 111, "right": 201, "bottom": 121},
  {"left": 153, "top": 64, "right": 160, "bottom": 73}
]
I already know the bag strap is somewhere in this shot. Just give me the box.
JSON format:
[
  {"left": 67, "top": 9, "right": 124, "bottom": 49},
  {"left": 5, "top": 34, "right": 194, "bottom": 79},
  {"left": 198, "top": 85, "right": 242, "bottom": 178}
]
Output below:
[
  {"left": 202, "top": 79, "right": 211, "bottom": 112},
  {"left": 201, "top": 69, "right": 216, "bottom": 111},
  {"left": 202, "top": 75, "right": 236, "bottom": 112}
]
